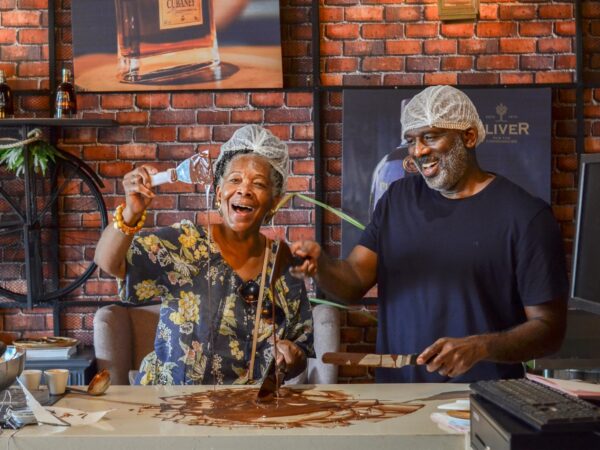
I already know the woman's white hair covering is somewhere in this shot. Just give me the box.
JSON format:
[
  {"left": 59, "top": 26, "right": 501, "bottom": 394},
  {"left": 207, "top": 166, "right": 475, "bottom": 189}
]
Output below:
[
  {"left": 214, "top": 125, "right": 290, "bottom": 193},
  {"left": 401, "top": 86, "right": 486, "bottom": 147}
]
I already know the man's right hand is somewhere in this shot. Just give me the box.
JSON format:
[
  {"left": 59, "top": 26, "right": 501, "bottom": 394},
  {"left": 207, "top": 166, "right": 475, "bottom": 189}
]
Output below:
[
  {"left": 122, "top": 165, "right": 157, "bottom": 222},
  {"left": 289, "top": 240, "right": 321, "bottom": 278}
]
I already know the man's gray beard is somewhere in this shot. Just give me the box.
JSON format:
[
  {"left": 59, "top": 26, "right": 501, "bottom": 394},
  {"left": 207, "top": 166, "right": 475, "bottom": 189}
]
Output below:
[{"left": 419, "top": 137, "right": 469, "bottom": 193}]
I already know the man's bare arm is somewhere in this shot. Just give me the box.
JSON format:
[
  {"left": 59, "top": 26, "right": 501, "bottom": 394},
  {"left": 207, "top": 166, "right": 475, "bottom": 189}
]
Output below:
[
  {"left": 290, "top": 242, "right": 378, "bottom": 305},
  {"left": 418, "top": 298, "right": 567, "bottom": 377}
]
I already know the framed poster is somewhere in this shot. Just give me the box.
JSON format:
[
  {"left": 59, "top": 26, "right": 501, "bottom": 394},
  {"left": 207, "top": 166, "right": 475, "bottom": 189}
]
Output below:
[
  {"left": 342, "top": 88, "right": 552, "bottom": 257},
  {"left": 71, "top": 0, "right": 283, "bottom": 91}
]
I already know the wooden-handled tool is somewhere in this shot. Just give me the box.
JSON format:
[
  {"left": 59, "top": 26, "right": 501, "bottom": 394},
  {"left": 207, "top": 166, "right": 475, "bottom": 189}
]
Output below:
[{"left": 322, "top": 352, "right": 419, "bottom": 369}]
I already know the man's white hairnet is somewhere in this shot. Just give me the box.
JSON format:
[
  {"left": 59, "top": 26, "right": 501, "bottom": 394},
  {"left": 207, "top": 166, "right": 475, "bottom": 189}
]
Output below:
[
  {"left": 401, "top": 86, "right": 486, "bottom": 147},
  {"left": 213, "top": 125, "right": 290, "bottom": 194}
]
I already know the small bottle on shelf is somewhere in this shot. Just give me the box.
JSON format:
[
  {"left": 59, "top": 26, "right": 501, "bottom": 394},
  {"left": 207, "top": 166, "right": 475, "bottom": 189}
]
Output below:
[
  {"left": 54, "top": 68, "right": 77, "bottom": 118},
  {"left": 0, "top": 70, "right": 14, "bottom": 119}
]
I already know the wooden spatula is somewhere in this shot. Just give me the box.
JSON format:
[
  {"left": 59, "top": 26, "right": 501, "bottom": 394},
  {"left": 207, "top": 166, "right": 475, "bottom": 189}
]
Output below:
[{"left": 322, "top": 352, "right": 419, "bottom": 368}]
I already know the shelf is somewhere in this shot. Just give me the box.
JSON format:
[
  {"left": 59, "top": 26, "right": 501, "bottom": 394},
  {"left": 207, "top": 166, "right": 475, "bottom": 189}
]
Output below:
[{"left": 0, "top": 118, "right": 117, "bottom": 127}]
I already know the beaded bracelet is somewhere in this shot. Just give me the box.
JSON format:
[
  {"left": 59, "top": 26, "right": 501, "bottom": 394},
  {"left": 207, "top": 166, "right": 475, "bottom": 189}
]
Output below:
[{"left": 113, "top": 202, "right": 147, "bottom": 236}]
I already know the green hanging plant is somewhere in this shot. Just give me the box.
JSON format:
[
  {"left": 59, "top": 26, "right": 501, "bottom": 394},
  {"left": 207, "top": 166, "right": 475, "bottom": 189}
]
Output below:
[
  {"left": 0, "top": 129, "right": 63, "bottom": 177},
  {"left": 273, "top": 192, "right": 366, "bottom": 230}
]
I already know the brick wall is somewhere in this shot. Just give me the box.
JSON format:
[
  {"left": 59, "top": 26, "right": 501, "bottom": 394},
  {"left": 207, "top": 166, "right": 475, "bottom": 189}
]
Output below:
[
  {"left": 320, "top": 0, "right": 576, "bottom": 86},
  {"left": 0, "top": 0, "right": 598, "bottom": 384},
  {"left": 583, "top": 0, "right": 600, "bottom": 83}
]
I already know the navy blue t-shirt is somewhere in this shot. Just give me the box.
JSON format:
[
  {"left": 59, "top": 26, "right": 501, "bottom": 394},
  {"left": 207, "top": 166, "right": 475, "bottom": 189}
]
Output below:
[{"left": 359, "top": 175, "right": 568, "bottom": 383}]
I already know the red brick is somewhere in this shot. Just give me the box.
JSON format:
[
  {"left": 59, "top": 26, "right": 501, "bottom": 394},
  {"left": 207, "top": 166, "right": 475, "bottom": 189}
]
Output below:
[
  {"left": 319, "top": 7, "right": 343, "bottom": 23},
  {"left": 102, "top": 94, "right": 134, "bottom": 110},
  {"left": 500, "top": 73, "right": 534, "bottom": 84},
  {"left": 0, "top": 0, "right": 16, "bottom": 9},
  {"left": 18, "top": 28, "right": 46, "bottom": 44},
  {"left": 479, "top": 4, "right": 498, "bottom": 20},
  {"left": 1, "top": 45, "right": 40, "bottom": 61},
  {"left": 424, "top": 73, "right": 457, "bottom": 85},
  {"left": 231, "top": 110, "right": 263, "bottom": 123},
  {"left": 1, "top": 10, "right": 40, "bottom": 26},
  {"left": 499, "top": 38, "right": 536, "bottom": 54},
  {"left": 0, "top": 28, "right": 16, "bottom": 44},
  {"left": 477, "top": 22, "right": 516, "bottom": 38},
  {"left": 342, "top": 74, "right": 381, "bottom": 86},
  {"left": 116, "top": 111, "right": 148, "bottom": 125},
  {"left": 17, "top": 61, "right": 48, "bottom": 76},
  {"left": 171, "top": 93, "right": 212, "bottom": 109},
  {"left": 320, "top": 41, "right": 343, "bottom": 56},
  {"left": 556, "top": 21, "right": 576, "bottom": 37},
  {"left": 134, "top": 127, "right": 177, "bottom": 142},
  {"left": 385, "top": 40, "right": 422, "bottom": 55},
  {"left": 286, "top": 92, "right": 312, "bottom": 107},
  {"left": 82, "top": 146, "right": 117, "bottom": 160},
  {"left": 405, "top": 23, "right": 438, "bottom": 38},
  {"left": 327, "top": 57, "right": 358, "bottom": 72},
  {"left": 440, "top": 23, "right": 474, "bottom": 38},
  {"left": 215, "top": 92, "right": 248, "bottom": 108},
  {"left": 457, "top": 72, "right": 499, "bottom": 85},
  {"left": 362, "top": 57, "right": 403, "bottom": 72},
  {"left": 135, "top": 93, "right": 170, "bottom": 109},
  {"left": 477, "top": 55, "right": 518, "bottom": 70},
  {"left": 520, "top": 22, "right": 553, "bottom": 37},
  {"left": 535, "top": 72, "right": 574, "bottom": 84},
  {"left": 555, "top": 55, "right": 576, "bottom": 70},
  {"left": 539, "top": 4, "right": 573, "bottom": 20},
  {"left": 196, "top": 110, "right": 229, "bottom": 124},
  {"left": 251, "top": 92, "right": 285, "bottom": 107},
  {"left": 324, "top": 24, "right": 359, "bottom": 40},
  {"left": 385, "top": 6, "right": 421, "bottom": 22},
  {"left": 406, "top": 56, "right": 440, "bottom": 72},
  {"left": 361, "top": 23, "right": 403, "bottom": 40},
  {"left": 441, "top": 56, "right": 473, "bottom": 71},
  {"left": 499, "top": 5, "right": 536, "bottom": 20},
  {"left": 344, "top": 40, "right": 384, "bottom": 56},
  {"left": 264, "top": 108, "right": 311, "bottom": 123},
  {"left": 424, "top": 39, "right": 457, "bottom": 55},
  {"left": 458, "top": 39, "right": 499, "bottom": 55},
  {"left": 117, "top": 144, "right": 157, "bottom": 160},
  {"left": 19, "top": 0, "right": 48, "bottom": 9},
  {"left": 538, "top": 38, "right": 572, "bottom": 53},
  {"left": 98, "top": 162, "right": 134, "bottom": 178},
  {"left": 150, "top": 110, "right": 195, "bottom": 125},
  {"left": 345, "top": 6, "right": 384, "bottom": 22}
]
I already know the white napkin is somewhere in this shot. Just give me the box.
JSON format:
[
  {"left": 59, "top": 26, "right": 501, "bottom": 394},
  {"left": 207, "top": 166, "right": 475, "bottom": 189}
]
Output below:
[
  {"left": 17, "top": 379, "right": 114, "bottom": 427},
  {"left": 45, "top": 406, "right": 114, "bottom": 427}
]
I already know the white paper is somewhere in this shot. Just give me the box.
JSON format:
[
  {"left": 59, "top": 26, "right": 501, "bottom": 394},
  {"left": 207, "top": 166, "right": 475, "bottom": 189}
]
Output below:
[
  {"left": 17, "top": 379, "right": 69, "bottom": 426},
  {"left": 45, "top": 406, "right": 114, "bottom": 427}
]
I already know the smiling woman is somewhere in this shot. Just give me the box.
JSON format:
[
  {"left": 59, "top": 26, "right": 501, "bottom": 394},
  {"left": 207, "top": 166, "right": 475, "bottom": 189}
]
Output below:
[{"left": 94, "top": 125, "right": 314, "bottom": 386}]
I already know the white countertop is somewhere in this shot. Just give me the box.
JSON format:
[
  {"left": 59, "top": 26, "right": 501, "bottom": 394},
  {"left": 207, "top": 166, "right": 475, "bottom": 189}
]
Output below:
[{"left": 2, "top": 383, "right": 471, "bottom": 450}]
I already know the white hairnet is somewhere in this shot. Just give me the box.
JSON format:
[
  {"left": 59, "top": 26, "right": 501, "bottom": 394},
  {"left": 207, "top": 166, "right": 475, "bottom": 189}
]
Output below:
[
  {"left": 214, "top": 125, "right": 290, "bottom": 193},
  {"left": 401, "top": 86, "right": 486, "bottom": 146}
]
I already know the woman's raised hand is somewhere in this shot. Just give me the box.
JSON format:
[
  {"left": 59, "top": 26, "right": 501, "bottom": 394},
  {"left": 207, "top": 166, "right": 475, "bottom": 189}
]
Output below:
[{"left": 122, "top": 165, "right": 157, "bottom": 219}]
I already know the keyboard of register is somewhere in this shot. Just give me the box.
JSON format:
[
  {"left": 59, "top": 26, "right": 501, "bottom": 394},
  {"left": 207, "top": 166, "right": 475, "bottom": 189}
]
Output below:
[{"left": 470, "top": 378, "right": 600, "bottom": 432}]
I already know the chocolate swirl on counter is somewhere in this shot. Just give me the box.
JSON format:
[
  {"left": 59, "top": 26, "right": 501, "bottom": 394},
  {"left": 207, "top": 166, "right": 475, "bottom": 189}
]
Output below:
[{"left": 140, "top": 387, "right": 424, "bottom": 428}]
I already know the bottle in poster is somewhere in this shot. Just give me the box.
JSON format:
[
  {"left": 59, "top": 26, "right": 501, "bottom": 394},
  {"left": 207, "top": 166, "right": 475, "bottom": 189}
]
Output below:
[{"left": 114, "top": 0, "right": 220, "bottom": 83}]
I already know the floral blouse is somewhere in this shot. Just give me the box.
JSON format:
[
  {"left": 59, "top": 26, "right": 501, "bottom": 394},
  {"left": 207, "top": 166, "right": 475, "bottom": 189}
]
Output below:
[{"left": 118, "top": 220, "right": 314, "bottom": 385}]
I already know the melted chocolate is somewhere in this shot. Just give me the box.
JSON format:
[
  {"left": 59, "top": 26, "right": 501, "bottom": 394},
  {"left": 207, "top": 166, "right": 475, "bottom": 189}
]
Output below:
[{"left": 140, "top": 387, "right": 424, "bottom": 429}]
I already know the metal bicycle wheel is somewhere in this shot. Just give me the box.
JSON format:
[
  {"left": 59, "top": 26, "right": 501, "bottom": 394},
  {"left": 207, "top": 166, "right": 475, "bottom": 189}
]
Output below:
[{"left": 0, "top": 152, "right": 107, "bottom": 304}]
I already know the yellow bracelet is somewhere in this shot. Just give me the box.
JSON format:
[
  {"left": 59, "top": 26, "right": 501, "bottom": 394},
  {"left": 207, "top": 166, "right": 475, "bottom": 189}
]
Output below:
[{"left": 113, "top": 203, "right": 147, "bottom": 236}]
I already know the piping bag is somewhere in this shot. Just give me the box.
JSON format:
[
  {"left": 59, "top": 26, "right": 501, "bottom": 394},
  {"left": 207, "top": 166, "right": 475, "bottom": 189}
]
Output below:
[{"left": 150, "top": 150, "right": 212, "bottom": 187}]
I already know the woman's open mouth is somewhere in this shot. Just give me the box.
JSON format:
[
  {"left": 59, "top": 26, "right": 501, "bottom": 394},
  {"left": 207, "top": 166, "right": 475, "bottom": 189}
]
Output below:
[{"left": 231, "top": 203, "right": 255, "bottom": 215}]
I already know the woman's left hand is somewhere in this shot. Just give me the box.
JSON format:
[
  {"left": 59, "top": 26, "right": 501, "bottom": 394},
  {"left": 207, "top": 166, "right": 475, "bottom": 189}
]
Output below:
[{"left": 275, "top": 340, "right": 307, "bottom": 380}]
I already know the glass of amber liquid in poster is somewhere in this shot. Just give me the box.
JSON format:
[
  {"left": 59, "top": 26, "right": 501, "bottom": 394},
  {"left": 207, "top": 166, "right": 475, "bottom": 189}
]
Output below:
[{"left": 114, "top": 0, "right": 220, "bottom": 83}]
